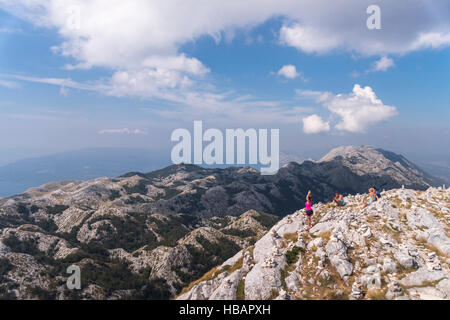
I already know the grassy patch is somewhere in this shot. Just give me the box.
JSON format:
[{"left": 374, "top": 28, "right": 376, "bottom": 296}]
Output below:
[
  {"left": 365, "top": 288, "right": 387, "bottom": 300},
  {"left": 236, "top": 279, "right": 245, "bottom": 300},
  {"left": 268, "top": 289, "right": 279, "bottom": 300},
  {"left": 283, "top": 232, "right": 298, "bottom": 242},
  {"left": 317, "top": 231, "right": 331, "bottom": 242},
  {"left": 402, "top": 279, "right": 443, "bottom": 290}
]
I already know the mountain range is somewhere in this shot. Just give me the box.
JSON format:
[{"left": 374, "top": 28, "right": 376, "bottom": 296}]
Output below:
[
  {"left": 0, "top": 146, "right": 446, "bottom": 198},
  {"left": 0, "top": 145, "right": 446, "bottom": 300}
]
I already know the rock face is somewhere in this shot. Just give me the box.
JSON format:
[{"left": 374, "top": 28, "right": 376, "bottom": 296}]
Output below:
[
  {"left": 178, "top": 186, "right": 450, "bottom": 300},
  {"left": 325, "top": 235, "right": 353, "bottom": 280}
]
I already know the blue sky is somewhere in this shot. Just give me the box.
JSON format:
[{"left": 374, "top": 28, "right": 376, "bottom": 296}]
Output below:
[{"left": 0, "top": 0, "right": 449, "bottom": 166}]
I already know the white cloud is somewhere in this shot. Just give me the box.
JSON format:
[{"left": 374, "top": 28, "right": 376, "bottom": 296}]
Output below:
[
  {"left": 98, "top": 128, "right": 147, "bottom": 135},
  {"left": 0, "top": 79, "right": 20, "bottom": 88},
  {"left": 280, "top": 24, "right": 340, "bottom": 54},
  {"left": 322, "top": 84, "right": 398, "bottom": 133},
  {"left": 2, "top": 1, "right": 449, "bottom": 69},
  {"left": 299, "top": 85, "right": 398, "bottom": 133},
  {"left": 371, "top": 56, "right": 395, "bottom": 72},
  {"left": 296, "top": 89, "right": 324, "bottom": 97},
  {"left": 277, "top": 64, "right": 303, "bottom": 79},
  {"left": 302, "top": 114, "right": 330, "bottom": 134},
  {"left": 277, "top": 2, "right": 450, "bottom": 56},
  {"left": 410, "top": 32, "right": 450, "bottom": 50}
]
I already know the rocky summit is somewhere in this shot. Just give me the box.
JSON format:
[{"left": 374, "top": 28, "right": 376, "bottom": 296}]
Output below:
[{"left": 177, "top": 186, "right": 450, "bottom": 300}]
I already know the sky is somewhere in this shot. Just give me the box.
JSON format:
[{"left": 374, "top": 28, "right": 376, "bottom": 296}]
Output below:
[{"left": 0, "top": 0, "right": 449, "bottom": 166}]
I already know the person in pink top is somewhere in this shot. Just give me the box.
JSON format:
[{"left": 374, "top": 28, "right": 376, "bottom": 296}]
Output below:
[{"left": 305, "top": 190, "right": 313, "bottom": 230}]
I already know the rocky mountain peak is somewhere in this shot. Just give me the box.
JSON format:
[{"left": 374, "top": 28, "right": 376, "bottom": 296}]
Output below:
[
  {"left": 319, "top": 145, "right": 440, "bottom": 188},
  {"left": 320, "top": 145, "right": 381, "bottom": 162}
]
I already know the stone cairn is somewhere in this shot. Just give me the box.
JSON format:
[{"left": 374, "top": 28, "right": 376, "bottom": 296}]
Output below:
[
  {"left": 243, "top": 251, "right": 254, "bottom": 271},
  {"left": 262, "top": 246, "right": 282, "bottom": 268},
  {"left": 350, "top": 278, "right": 364, "bottom": 300},
  {"left": 225, "top": 279, "right": 233, "bottom": 289},
  {"left": 262, "top": 256, "right": 277, "bottom": 268},
  {"left": 386, "top": 280, "right": 403, "bottom": 299},
  {"left": 271, "top": 229, "right": 280, "bottom": 239},
  {"left": 427, "top": 252, "right": 442, "bottom": 271},
  {"left": 276, "top": 289, "right": 291, "bottom": 300}
]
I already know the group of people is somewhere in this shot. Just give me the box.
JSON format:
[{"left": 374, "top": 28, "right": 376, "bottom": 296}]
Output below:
[{"left": 303, "top": 187, "right": 382, "bottom": 230}]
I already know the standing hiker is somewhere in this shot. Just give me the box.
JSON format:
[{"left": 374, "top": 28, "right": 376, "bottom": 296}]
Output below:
[{"left": 305, "top": 190, "right": 313, "bottom": 230}]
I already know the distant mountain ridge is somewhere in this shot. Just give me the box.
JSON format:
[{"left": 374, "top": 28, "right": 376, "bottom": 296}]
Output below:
[
  {"left": 0, "top": 148, "right": 171, "bottom": 197},
  {"left": 2, "top": 146, "right": 441, "bottom": 218}
]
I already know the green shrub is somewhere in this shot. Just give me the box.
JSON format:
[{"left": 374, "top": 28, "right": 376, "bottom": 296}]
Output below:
[
  {"left": 46, "top": 205, "right": 69, "bottom": 215},
  {"left": 0, "top": 258, "right": 13, "bottom": 281},
  {"left": 253, "top": 213, "right": 279, "bottom": 229},
  {"left": 3, "top": 235, "right": 39, "bottom": 255},
  {"left": 0, "top": 286, "right": 16, "bottom": 300},
  {"left": 222, "top": 228, "right": 256, "bottom": 238},
  {"left": 123, "top": 182, "right": 148, "bottom": 195},
  {"left": 36, "top": 219, "right": 58, "bottom": 233},
  {"left": 181, "top": 236, "right": 241, "bottom": 286},
  {"left": 30, "top": 287, "right": 56, "bottom": 300},
  {"left": 285, "top": 246, "right": 301, "bottom": 265},
  {"left": 89, "top": 213, "right": 158, "bottom": 252},
  {"left": 149, "top": 215, "right": 189, "bottom": 247}
]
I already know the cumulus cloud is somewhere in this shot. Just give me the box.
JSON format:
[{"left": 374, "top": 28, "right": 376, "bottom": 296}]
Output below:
[
  {"left": 371, "top": 56, "right": 395, "bottom": 72},
  {"left": 278, "top": 1, "right": 450, "bottom": 56},
  {"left": 302, "top": 114, "right": 330, "bottom": 134},
  {"left": 277, "top": 64, "right": 305, "bottom": 80},
  {"left": 280, "top": 25, "right": 340, "bottom": 54},
  {"left": 98, "top": 128, "right": 147, "bottom": 135},
  {"left": 299, "top": 85, "right": 398, "bottom": 133},
  {"left": 322, "top": 84, "right": 398, "bottom": 133}
]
